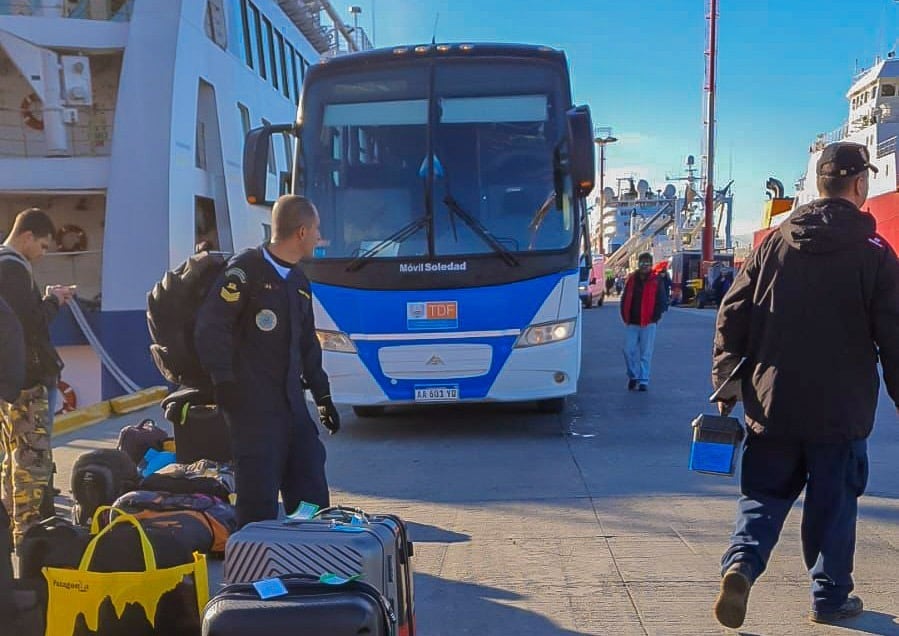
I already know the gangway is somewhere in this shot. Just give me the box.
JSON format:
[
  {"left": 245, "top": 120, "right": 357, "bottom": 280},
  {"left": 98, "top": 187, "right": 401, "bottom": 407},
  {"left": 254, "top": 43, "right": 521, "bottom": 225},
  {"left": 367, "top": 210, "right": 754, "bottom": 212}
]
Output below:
[{"left": 605, "top": 201, "right": 674, "bottom": 270}]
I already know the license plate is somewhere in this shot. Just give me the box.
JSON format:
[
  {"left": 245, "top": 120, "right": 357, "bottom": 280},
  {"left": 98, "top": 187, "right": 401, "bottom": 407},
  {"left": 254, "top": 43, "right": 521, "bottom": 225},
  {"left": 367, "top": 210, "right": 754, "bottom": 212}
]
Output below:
[{"left": 414, "top": 386, "right": 459, "bottom": 402}]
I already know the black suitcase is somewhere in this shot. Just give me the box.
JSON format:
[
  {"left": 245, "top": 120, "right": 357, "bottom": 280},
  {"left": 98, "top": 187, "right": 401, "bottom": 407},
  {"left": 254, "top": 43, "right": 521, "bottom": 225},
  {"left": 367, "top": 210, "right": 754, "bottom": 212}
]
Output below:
[
  {"left": 201, "top": 574, "right": 396, "bottom": 636},
  {"left": 174, "top": 405, "right": 232, "bottom": 464}
]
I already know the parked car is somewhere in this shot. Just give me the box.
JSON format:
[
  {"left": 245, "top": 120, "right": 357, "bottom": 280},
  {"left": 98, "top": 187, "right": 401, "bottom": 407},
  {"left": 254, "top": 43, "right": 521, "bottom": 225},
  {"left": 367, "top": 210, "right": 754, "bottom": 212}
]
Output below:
[{"left": 578, "top": 255, "right": 605, "bottom": 308}]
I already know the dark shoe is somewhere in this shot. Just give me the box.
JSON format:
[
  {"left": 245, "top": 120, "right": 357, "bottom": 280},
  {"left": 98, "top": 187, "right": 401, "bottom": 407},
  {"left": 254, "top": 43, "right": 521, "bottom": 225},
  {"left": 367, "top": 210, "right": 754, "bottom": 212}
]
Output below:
[
  {"left": 714, "top": 563, "right": 753, "bottom": 629},
  {"left": 638, "top": 384, "right": 648, "bottom": 392},
  {"left": 809, "top": 595, "right": 863, "bottom": 624},
  {"left": 627, "top": 380, "right": 637, "bottom": 390}
]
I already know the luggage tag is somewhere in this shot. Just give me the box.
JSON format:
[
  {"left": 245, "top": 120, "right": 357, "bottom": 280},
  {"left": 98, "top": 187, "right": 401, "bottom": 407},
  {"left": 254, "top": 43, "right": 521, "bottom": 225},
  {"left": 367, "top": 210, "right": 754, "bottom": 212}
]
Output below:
[
  {"left": 319, "top": 572, "right": 362, "bottom": 585},
  {"left": 287, "top": 501, "right": 320, "bottom": 521},
  {"left": 253, "top": 577, "right": 289, "bottom": 599}
]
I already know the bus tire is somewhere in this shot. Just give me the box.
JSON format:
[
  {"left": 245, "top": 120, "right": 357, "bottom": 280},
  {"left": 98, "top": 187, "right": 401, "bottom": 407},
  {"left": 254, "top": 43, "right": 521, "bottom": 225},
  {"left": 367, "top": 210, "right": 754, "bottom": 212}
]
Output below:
[
  {"left": 352, "top": 405, "right": 386, "bottom": 418},
  {"left": 596, "top": 293, "right": 604, "bottom": 307},
  {"left": 536, "top": 397, "right": 565, "bottom": 414}
]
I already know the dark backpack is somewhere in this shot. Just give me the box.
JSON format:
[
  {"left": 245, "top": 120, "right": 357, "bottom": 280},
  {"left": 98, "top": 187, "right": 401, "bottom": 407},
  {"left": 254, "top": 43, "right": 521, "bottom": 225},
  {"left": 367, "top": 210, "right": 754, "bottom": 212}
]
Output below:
[
  {"left": 70, "top": 449, "right": 140, "bottom": 526},
  {"left": 116, "top": 418, "right": 170, "bottom": 465},
  {"left": 146, "top": 251, "right": 228, "bottom": 391}
]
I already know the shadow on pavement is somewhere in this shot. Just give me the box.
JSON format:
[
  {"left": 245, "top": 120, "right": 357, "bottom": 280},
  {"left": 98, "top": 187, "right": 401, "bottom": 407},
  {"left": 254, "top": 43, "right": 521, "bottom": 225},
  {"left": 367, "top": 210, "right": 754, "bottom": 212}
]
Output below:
[
  {"left": 406, "top": 521, "right": 470, "bottom": 544},
  {"left": 414, "top": 572, "right": 594, "bottom": 636},
  {"left": 838, "top": 610, "right": 899, "bottom": 636}
]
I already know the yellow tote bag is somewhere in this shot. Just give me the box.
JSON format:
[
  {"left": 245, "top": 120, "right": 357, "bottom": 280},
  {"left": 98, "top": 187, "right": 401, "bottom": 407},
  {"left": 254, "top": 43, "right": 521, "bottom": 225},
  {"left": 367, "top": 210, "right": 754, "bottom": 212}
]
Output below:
[{"left": 43, "top": 512, "right": 209, "bottom": 636}]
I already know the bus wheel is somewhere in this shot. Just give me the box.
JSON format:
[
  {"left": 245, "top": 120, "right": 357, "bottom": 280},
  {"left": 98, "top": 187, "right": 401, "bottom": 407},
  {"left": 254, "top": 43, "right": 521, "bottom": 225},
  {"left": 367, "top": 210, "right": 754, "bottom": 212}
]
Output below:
[
  {"left": 536, "top": 397, "right": 565, "bottom": 414},
  {"left": 353, "top": 405, "right": 386, "bottom": 418},
  {"left": 596, "top": 293, "right": 604, "bottom": 307}
]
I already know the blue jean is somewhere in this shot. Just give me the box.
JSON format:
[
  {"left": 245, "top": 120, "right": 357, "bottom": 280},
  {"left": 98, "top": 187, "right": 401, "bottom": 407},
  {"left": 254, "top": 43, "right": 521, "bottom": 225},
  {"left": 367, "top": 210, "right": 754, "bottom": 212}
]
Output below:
[
  {"left": 721, "top": 436, "right": 868, "bottom": 612},
  {"left": 623, "top": 323, "right": 657, "bottom": 384}
]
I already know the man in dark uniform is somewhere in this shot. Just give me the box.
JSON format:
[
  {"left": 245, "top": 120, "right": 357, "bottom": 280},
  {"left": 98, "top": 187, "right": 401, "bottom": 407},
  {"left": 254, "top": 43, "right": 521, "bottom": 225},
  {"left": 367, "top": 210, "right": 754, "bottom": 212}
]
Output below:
[
  {"left": 195, "top": 195, "right": 340, "bottom": 526},
  {"left": 711, "top": 142, "right": 899, "bottom": 628}
]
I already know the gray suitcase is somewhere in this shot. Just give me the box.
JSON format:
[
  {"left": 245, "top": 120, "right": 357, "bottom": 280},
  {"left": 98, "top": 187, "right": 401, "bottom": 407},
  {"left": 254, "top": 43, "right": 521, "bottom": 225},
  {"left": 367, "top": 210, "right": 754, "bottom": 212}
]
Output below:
[{"left": 224, "top": 506, "right": 415, "bottom": 635}]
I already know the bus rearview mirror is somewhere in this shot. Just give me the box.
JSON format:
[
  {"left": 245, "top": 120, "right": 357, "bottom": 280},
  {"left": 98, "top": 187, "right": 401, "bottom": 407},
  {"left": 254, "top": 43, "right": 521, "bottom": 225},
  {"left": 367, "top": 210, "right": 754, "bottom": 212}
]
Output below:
[
  {"left": 565, "top": 105, "right": 595, "bottom": 197},
  {"left": 243, "top": 123, "right": 296, "bottom": 206}
]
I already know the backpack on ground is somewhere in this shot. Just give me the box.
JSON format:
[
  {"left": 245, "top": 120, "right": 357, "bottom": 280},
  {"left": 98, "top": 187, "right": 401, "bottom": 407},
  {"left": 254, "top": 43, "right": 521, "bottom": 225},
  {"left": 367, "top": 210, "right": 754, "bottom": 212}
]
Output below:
[
  {"left": 146, "top": 250, "right": 227, "bottom": 392},
  {"left": 70, "top": 449, "right": 140, "bottom": 526},
  {"left": 116, "top": 418, "right": 170, "bottom": 465}
]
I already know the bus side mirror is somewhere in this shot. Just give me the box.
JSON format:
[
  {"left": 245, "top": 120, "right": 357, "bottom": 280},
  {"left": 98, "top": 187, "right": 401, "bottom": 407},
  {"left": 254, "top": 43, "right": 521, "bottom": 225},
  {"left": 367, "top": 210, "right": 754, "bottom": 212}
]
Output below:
[
  {"left": 565, "top": 105, "right": 595, "bottom": 197},
  {"left": 243, "top": 123, "right": 296, "bottom": 206}
]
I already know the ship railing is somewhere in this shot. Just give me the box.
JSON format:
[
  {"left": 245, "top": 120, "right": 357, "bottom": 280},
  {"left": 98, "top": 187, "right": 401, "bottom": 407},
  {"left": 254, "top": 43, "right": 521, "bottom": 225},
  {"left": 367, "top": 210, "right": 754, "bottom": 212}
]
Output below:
[
  {"left": 876, "top": 136, "right": 897, "bottom": 159},
  {"left": 0, "top": 0, "right": 132, "bottom": 20},
  {"left": 810, "top": 122, "right": 849, "bottom": 151},
  {"left": 0, "top": 105, "right": 114, "bottom": 157}
]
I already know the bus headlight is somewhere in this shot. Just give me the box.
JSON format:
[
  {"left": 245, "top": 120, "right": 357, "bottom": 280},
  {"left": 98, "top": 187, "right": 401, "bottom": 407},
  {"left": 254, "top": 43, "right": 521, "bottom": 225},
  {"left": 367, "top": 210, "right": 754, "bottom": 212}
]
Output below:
[
  {"left": 316, "top": 330, "right": 357, "bottom": 353},
  {"left": 514, "top": 319, "right": 576, "bottom": 348}
]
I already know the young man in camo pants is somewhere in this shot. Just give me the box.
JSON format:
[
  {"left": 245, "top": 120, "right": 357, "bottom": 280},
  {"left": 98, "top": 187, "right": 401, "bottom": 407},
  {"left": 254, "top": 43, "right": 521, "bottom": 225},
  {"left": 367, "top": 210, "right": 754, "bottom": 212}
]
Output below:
[{"left": 0, "top": 208, "right": 72, "bottom": 551}]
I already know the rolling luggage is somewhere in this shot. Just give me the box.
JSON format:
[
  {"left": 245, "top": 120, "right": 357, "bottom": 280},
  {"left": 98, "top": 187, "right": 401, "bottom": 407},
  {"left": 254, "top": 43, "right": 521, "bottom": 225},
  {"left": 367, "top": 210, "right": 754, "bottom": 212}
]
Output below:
[
  {"left": 201, "top": 574, "right": 395, "bottom": 636},
  {"left": 224, "top": 506, "right": 414, "bottom": 635}
]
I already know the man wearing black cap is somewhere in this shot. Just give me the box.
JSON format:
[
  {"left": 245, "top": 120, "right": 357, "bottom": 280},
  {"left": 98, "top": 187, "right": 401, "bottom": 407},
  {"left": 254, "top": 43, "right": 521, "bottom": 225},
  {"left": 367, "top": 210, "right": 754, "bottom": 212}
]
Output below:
[{"left": 710, "top": 141, "right": 899, "bottom": 628}]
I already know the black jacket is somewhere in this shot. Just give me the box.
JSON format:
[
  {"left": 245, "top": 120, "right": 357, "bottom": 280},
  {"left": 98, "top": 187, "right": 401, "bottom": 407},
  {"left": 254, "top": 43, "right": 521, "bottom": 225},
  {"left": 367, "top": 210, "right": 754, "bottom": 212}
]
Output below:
[
  {"left": 0, "top": 246, "right": 62, "bottom": 388},
  {"left": 0, "top": 297, "right": 24, "bottom": 402},
  {"left": 713, "top": 198, "right": 899, "bottom": 441},
  {"left": 194, "top": 246, "right": 330, "bottom": 418}
]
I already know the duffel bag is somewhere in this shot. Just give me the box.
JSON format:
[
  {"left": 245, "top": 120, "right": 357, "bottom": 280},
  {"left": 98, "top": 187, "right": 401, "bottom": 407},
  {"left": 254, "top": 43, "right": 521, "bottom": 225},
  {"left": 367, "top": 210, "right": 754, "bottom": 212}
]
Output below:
[
  {"left": 110, "top": 491, "right": 237, "bottom": 554},
  {"left": 139, "top": 459, "right": 235, "bottom": 501}
]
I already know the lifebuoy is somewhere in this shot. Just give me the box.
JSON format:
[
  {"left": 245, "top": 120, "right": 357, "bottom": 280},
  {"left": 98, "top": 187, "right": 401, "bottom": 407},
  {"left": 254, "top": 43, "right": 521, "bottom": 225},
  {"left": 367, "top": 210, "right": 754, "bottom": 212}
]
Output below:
[
  {"left": 55, "top": 224, "right": 88, "bottom": 252},
  {"left": 21, "top": 93, "right": 44, "bottom": 131},
  {"left": 56, "top": 380, "right": 77, "bottom": 415}
]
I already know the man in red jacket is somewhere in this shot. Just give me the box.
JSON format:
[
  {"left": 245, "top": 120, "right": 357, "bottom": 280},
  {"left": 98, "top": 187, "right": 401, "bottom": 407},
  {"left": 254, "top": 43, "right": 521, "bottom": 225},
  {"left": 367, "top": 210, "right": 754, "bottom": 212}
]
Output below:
[{"left": 620, "top": 252, "right": 669, "bottom": 391}]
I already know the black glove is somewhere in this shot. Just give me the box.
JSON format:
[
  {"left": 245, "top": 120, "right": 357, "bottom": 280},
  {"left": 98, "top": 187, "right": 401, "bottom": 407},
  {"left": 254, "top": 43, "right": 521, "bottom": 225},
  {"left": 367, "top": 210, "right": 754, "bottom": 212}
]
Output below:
[
  {"left": 317, "top": 396, "right": 340, "bottom": 435},
  {"left": 213, "top": 381, "right": 241, "bottom": 413}
]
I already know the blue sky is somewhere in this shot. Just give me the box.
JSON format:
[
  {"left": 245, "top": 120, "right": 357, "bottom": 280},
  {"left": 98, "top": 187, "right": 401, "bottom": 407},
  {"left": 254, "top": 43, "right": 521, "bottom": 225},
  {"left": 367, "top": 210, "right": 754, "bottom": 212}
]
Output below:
[{"left": 345, "top": 0, "right": 899, "bottom": 238}]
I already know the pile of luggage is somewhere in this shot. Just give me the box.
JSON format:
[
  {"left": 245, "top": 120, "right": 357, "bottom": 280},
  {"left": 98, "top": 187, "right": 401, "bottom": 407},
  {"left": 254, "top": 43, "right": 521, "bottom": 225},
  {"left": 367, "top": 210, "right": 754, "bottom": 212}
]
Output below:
[{"left": 4, "top": 400, "right": 416, "bottom": 635}]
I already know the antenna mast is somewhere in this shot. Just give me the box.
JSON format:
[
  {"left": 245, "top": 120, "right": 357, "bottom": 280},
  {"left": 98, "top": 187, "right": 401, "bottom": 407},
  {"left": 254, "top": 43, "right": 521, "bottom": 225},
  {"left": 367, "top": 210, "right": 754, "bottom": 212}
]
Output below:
[{"left": 702, "top": 0, "right": 718, "bottom": 261}]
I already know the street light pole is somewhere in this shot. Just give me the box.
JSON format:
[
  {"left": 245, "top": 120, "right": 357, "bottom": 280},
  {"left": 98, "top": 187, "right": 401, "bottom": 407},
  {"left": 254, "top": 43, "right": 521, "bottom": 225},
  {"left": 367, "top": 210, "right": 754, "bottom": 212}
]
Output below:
[
  {"left": 349, "top": 5, "right": 362, "bottom": 49},
  {"left": 593, "top": 128, "right": 618, "bottom": 255}
]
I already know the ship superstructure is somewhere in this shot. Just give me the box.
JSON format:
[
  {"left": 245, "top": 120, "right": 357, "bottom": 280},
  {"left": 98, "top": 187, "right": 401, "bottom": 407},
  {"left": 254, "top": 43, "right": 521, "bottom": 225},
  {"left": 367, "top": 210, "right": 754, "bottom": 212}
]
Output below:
[{"left": 0, "top": 0, "right": 365, "bottom": 405}]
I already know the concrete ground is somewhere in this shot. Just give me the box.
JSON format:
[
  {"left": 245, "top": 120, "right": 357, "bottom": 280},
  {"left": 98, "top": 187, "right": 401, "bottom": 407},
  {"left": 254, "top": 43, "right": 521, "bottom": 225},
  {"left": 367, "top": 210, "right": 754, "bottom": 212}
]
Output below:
[{"left": 49, "top": 299, "right": 899, "bottom": 635}]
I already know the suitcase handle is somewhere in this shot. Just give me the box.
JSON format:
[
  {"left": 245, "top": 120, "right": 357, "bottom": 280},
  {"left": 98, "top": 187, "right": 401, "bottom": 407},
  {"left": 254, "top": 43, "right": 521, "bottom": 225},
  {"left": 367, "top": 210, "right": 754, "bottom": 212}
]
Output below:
[{"left": 314, "top": 505, "right": 370, "bottom": 523}]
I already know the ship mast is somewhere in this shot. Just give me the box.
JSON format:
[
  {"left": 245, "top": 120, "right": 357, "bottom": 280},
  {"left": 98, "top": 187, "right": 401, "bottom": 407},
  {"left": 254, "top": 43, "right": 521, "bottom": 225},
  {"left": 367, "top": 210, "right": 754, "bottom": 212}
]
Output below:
[{"left": 701, "top": 0, "right": 718, "bottom": 262}]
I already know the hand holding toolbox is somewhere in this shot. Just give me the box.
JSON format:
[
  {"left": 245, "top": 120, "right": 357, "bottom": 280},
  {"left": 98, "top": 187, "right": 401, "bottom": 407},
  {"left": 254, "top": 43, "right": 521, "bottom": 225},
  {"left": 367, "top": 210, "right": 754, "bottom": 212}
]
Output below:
[{"left": 689, "top": 414, "right": 745, "bottom": 476}]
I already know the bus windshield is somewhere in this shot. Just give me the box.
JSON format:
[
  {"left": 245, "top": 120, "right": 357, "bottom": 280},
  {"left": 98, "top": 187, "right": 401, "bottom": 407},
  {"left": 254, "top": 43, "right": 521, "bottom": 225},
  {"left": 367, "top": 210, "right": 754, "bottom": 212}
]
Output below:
[{"left": 300, "top": 60, "right": 570, "bottom": 260}]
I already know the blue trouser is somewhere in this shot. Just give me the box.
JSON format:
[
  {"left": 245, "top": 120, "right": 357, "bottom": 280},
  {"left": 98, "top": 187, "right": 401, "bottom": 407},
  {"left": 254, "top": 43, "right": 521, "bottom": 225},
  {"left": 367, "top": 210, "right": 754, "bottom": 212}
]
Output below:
[
  {"left": 623, "top": 323, "right": 657, "bottom": 384},
  {"left": 226, "top": 406, "right": 329, "bottom": 527},
  {"left": 721, "top": 436, "right": 868, "bottom": 612}
]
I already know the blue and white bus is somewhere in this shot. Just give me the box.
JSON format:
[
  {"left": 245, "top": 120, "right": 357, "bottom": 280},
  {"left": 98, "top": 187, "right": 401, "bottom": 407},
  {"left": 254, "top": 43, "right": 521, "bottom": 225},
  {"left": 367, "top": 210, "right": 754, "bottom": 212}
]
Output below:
[{"left": 244, "top": 43, "right": 596, "bottom": 415}]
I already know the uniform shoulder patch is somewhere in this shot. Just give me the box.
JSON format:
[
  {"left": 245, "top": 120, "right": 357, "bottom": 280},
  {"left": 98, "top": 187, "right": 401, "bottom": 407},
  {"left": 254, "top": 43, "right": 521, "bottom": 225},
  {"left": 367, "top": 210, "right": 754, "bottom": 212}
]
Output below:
[
  {"left": 224, "top": 267, "right": 248, "bottom": 284},
  {"left": 297, "top": 288, "right": 311, "bottom": 300},
  {"left": 220, "top": 283, "right": 241, "bottom": 303}
]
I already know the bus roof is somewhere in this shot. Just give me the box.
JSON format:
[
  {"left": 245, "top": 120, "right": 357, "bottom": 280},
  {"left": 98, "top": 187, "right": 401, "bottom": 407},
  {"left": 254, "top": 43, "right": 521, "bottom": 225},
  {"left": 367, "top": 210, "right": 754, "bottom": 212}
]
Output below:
[{"left": 309, "top": 42, "right": 569, "bottom": 76}]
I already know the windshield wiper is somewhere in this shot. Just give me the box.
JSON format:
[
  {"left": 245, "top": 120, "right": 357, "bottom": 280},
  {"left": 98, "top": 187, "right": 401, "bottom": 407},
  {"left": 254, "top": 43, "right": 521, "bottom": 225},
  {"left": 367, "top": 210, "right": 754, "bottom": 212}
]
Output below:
[
  {"left": 346, "top": 215, "right": 430, "bottom": 272},
  {"left": 528, "top": 191, "right": 557, "bottom": 250},
  {"left": 443, "top": 194, "right": 519, "bottom": 267}
]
